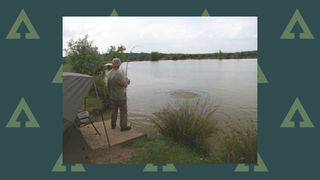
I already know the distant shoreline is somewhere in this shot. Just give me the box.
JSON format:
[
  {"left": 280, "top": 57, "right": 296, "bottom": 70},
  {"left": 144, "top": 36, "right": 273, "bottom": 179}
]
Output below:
[
  {"left": 121, "top": 50, "right": 257, "bottom": 62},
  {"left": 63, "top": 50, "right": 257, "bottom": 64},
  {"left": 124, "top": 57, "right": 257, "bottom": 63}
]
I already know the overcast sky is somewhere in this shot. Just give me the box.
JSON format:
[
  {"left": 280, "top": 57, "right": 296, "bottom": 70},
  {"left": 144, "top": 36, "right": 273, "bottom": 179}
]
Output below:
[{"left": 63, "top": 17, "right": 257, "bottom": 54}]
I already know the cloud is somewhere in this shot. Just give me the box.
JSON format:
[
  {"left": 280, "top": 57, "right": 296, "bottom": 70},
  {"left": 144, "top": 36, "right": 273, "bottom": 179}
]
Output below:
[{"left": 63, "top": 17, "right": 257, "bottom": 54}]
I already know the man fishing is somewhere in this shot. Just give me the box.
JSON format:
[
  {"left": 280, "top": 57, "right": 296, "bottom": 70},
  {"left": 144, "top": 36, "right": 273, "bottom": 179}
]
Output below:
[{"left": 107, "top": 58, "right": 131, "bottom": 131}]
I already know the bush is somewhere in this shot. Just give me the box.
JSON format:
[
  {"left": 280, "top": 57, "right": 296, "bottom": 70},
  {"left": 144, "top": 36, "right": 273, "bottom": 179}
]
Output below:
[
  {"left": 88, "top": 76, "right": 108, "bottom": 110},
  {"left": 84, "top": 96, "right": 103, "bottom": 110},
  {"left": 221, "top": 125, "right": 257, "bottom": 163},
  {"left": 104, "top": 45, "right": 127, "bottom": 63},
  {"left": 65, "top": 35, "right": 105, "bottom": 76},
  {"left": 152, "top": 99, "right": 218, "bottom": 155}
]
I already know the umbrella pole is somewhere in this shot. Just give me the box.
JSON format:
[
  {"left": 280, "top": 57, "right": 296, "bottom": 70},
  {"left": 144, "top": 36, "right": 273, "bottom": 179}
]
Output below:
[
  {"left": 100, "top": 110, "right": 111, "bottom": 148},
  {"left": 93, "top": 81, "right": 111, "bottom": 148},
  {"left": 84, "top": 96, "right": 101, "bottom": 136}
]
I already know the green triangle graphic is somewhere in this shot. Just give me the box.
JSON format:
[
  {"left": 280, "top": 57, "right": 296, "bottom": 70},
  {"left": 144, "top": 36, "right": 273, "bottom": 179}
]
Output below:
[
  {"left": 234, "top": 163, "right": 249, "bottom": 172},
  {"left": 6, "top": 9, "right": 40, "bottom": 39},
  {"left": 235, "top": 153, "right": 268, "bottom": 172},
  {"left": 52, "top": 65, "right": 63, "bottom": 84},
  {"left": 258, "top": 64, "right": 268, "bottom": 84},
  {"left": 6, "top": 98, "right": 40, "bottom": 128},
  {"left": 71, "top": 164, "right": 86, "bottom": 172},
  {"left": 280, "top": 9, "right": 314, "bottom": 39},
  {"left": 110, "top": 9, "right": 119, "bottom": 16},
  {"left": 143, "top": 164, "right": 158, "bottom": 172},
  {"left": 162, "top": 164, "right": 177, "bottom": 172},
  {"left": 201, "top": 8, "right": 210, "bottom": 16},
  {"left": 52, "top": 153, "right": 67, "bottom": 172},
  {"left": 52, "top": 153, "right": 86, "bottom": 172},
  {"left": 280, "top": 98, "right": 314, "bottom": 128},
  {"left": 254, "top": 153, "right": 269, "bottom": 172}
]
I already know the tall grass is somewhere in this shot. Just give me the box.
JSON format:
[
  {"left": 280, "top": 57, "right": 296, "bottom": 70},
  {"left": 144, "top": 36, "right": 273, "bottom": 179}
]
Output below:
[
  {"left": 221, "top": 125, "right": 257, "bottom": 163},
  {"left": 152, "top": 99, "right": 218, "bottom": 155}
]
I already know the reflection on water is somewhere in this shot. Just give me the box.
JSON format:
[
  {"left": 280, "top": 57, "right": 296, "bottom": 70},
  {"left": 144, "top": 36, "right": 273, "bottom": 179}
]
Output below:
[
  {"left": 113, "top": 59, "right": 257, "bottom": 129},
  {"left": 169, "top": 89, "right": 200, "bottom": 99}
]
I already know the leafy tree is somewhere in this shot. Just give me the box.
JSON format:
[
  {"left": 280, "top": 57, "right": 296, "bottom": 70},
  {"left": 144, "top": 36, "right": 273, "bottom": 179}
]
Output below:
[
  {"left": 105, "top": 45, "right": 127, "bottom": 62},
  {"left": 218, "top": 50, "right": 223, "bottom": 59},
  {"left": 150, "top": 51, "right": 161, "bottom": 61},
  {"left": 65, "top": 35, "right": 104, "bottom": 76}
]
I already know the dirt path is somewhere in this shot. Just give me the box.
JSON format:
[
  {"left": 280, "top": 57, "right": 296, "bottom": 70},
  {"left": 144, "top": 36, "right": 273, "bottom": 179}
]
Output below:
[{"left": 87, "top": 145, "right": 135, "bottom": 163}]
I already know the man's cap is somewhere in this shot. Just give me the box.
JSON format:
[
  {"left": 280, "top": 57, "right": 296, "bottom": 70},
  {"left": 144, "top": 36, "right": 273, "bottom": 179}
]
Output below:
[{"left": 112, "top": 58, "right": 121, "bottom": 66}]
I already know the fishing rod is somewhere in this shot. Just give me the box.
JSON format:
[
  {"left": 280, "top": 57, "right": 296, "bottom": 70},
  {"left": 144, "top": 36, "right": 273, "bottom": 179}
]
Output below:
[{"left": 125, "top": 45, "right": 143, "bottom": 77}]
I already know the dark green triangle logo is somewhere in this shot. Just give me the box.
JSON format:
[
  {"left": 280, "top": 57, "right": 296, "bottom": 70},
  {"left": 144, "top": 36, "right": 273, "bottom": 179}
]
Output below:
[
  {"left": 110, "top": 9, "right": 119, "bottom": 16},
  {"left": 6, "top": 9, "right": 40, "bottom": 39},
  {"left": 143, "top": 164, "right": 158, "bottom": 172},
  {"left": 258, "top": 64, "right": 268, "bottom": 84},
  {"left": 201, "top": 8, "right": 210, "bottom": 16},
  {"left": 52, "top": 153, "right": 86, "bottom": 172},
  {"left": 52, "top": 65, "right": 63, "bottom": 84},
  {"left": 143, "top": 163, "right": 177, "bottom": 172},
  {"left": 234, "top": 153, "right": 268, "bottom": 172},
  {"left": 51, "top": 153, "right": 66, "bottom": 172},
  {"left": 280, "top": 98, "right": 314, "bottom": 128},
  {"left": 162, "top": 164, "right": 177, "bottom": 172},
  {"left": 6, "top": 98, "right": 40, "bottom": 128},
  {"left": 280, "top": 9, "right": 314, "bottom": 39}
]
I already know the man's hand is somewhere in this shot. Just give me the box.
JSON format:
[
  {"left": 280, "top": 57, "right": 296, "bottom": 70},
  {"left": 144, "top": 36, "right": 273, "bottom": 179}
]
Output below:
[{"left": 125, "top": 77, "right": 131, "bottom": 85}]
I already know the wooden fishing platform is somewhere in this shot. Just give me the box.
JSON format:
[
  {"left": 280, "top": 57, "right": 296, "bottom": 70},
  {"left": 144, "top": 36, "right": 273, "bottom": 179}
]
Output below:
[{"left": 80, "top": 120, "right": 145, "bottom": 150}]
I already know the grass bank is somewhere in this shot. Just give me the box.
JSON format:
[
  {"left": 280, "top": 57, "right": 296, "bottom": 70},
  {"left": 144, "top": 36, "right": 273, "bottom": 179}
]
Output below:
[
  {"left": 126, "top": 126, "right": 257, "bottom": 164},
  {"left": 130, "top": 99, "right": 257, "bottom": 163},
  {"left": 128, "top": 136, "right": 222, "bottom": 163}
]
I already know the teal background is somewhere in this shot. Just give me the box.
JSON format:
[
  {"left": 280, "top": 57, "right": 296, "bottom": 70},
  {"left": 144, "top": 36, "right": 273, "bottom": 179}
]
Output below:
[{"left": 1, "top": 0, "right": 319, "bottom": 178}]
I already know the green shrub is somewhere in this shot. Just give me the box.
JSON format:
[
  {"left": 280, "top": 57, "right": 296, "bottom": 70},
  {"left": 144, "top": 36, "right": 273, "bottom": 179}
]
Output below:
[
  {"left": 84, "top": 96, "right": 102, "bottom": 110},
  {"left": 152, "top": 99, "right": 218, "bottom": 155},
  {"left": 221, "top": 125, "right": 257, "bottom": 163},
  {"left": 65, "top": 35, "right": 105, "bottom": 76},
  {"left": 88, "top": 76, "right": 108, "bottom": 110}
]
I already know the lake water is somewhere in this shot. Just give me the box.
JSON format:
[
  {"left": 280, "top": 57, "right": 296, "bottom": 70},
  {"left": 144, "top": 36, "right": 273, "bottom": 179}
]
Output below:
[{"left": 121, "top": 59, "right": 257, "bottom": 129}]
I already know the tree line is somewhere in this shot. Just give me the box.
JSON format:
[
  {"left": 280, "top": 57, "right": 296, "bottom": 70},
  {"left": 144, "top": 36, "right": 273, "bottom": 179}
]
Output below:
[{"left": 125, "top": 50, "right": 257, "bottom": 61}]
